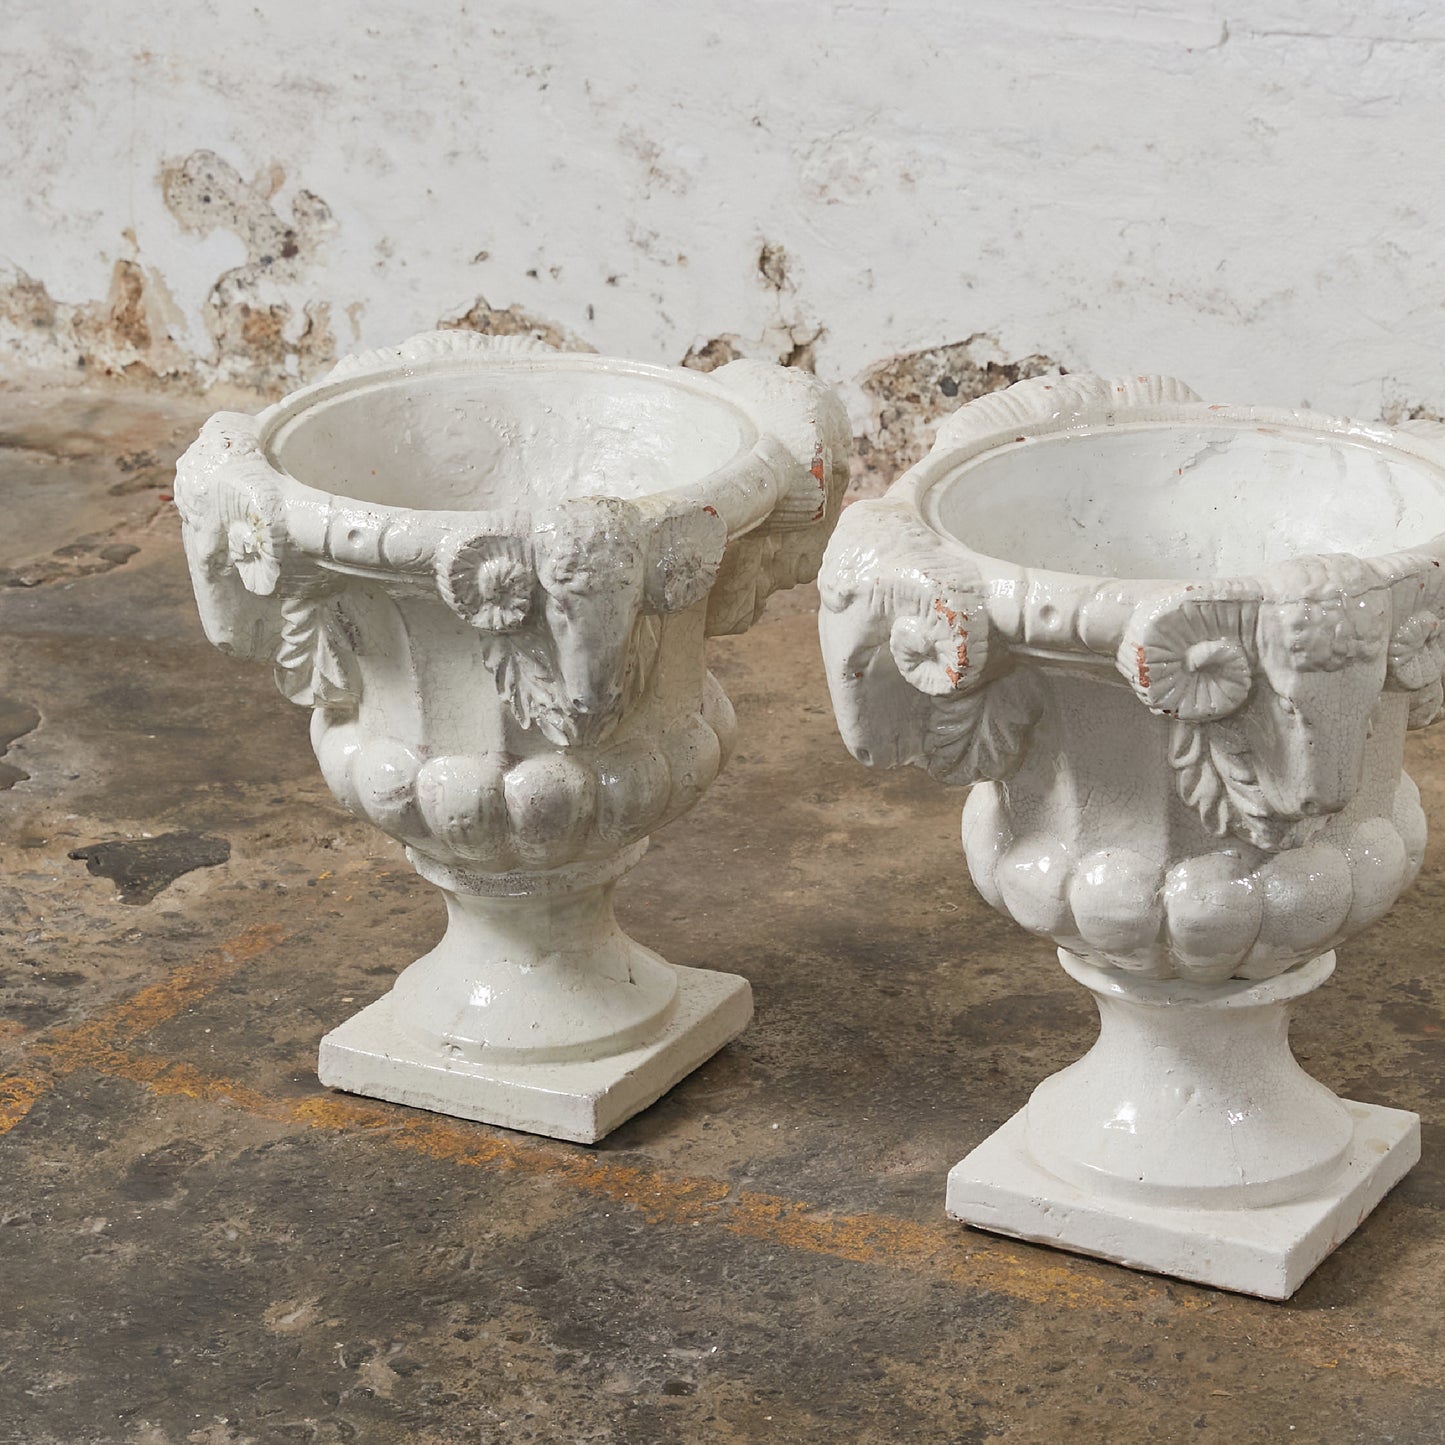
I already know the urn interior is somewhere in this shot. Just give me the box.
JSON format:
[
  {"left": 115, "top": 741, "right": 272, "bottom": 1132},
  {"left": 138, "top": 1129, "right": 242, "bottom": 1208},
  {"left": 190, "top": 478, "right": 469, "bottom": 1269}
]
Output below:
[
  {"left": 264, "top": 363, "right": 758, "bottom": 510},
  {"left": 925, "top": 422, "right": 1445, "bottom": 578}
]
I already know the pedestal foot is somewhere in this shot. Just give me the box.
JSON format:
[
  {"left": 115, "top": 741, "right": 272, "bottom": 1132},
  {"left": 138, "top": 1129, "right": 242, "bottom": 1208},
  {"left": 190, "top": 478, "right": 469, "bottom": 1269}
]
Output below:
[
  {"left": 319, "top": 962, "right": 752, "bottom": 1144},
  {"left": 946, "top": 950, "right": 1422, "bottom": 1296},
  {"left": 946, "top": 1099, "right": 1419, "bottom": 1299}
]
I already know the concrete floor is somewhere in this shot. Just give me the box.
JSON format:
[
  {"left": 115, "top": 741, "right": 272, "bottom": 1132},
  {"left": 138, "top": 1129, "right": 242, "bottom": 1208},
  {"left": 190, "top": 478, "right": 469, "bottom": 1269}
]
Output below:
[{"left": 0, "top": 385, "right": 1441, "bottom": 1445}]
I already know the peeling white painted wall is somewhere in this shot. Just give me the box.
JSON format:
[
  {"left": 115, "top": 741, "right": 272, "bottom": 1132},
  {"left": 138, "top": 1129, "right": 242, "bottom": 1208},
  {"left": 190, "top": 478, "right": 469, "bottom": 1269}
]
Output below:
[{"left": 4, "top": 0, "right": 1445, "bottom": 479}]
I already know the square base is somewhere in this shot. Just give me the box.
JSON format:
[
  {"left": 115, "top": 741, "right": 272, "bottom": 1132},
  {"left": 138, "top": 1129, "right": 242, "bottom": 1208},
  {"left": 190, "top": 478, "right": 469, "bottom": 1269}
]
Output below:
[
  {"left": 946, "top": 1099, "right": 1420, "bottom": 1299},
  {"left": 317, "top": 965, "right": 752, "bottom": 1144}
]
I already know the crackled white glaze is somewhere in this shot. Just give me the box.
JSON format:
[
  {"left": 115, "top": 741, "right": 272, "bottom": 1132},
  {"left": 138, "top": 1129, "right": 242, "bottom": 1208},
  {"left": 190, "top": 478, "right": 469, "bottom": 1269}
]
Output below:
[
  {"left": 178, "top": 329, "right": 847, "bottom": 1141},
  {"left": 819, "top": 373, "right": 1441, "bottom": 1295}
]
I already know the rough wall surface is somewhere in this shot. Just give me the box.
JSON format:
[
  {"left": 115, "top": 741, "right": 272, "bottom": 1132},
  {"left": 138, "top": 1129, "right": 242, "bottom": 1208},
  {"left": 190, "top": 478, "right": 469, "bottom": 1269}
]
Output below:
[{"left": 4, "top": 0, "right": 1445, "bottom": 487}]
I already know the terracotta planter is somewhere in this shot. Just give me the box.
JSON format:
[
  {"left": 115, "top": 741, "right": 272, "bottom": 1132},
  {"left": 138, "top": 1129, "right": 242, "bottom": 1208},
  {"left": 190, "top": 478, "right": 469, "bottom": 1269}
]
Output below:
[
  {"left": 176, "top": 330, "right": 846, "bottom": 1142},
  {"left": 819, "top": 373, "right": 1444, "bottom": 1296}
]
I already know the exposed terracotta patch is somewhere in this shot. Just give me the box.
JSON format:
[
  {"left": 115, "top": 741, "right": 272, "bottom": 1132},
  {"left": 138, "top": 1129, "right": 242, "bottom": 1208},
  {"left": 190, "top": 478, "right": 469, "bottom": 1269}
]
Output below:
[
  {"left": 944, "top": 631, "right": 969, "bottom": 688},
  {"left": 932, "top": 597, "right": 968, "bottom": 685},
  {"left": 1136, "top": 644, "right": 1151, "bottom": 688},
  {"left": 810, "top": 442, "right": 827, "bottom": 519}
]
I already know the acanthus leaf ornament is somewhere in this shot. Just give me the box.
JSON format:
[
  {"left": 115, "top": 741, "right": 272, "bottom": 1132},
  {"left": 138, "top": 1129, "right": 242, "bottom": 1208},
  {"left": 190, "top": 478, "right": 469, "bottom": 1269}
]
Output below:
[
  {"left": 1167, "top": 715, "right": 1294, "bottom": 851},
  {"left": 1407, "top": 678, "right": 1444, "bottom": 729},
  {"left": 274, "top": 594, "right": 360, "bottom": 710},
  {"left": 923, "top": 670, "right": 1045, "bottom": 785},
  {"left": 480, "top": 628, "right": 566, "bottom": 745}
]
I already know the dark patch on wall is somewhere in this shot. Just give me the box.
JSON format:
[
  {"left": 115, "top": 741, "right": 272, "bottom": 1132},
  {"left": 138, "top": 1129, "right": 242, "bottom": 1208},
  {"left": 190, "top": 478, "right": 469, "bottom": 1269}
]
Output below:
[
  {"left": 439, "top": 295, "right": 596, "bottom": 353},
  {"left": 161, "top": 150, "right": 337, "bottom": 389},
  {"left": 681, "top": 324, "right": 824, "bottom": 377},
  {"left": 758, "top": 241, "right": 791, "bottom": 291},
  {"left": 0, "top": 268, "right": 58, "bottom": 334},
  {"left": 0, "top": 151, "right": 337, "bottom": 393},
  {"left": 0, "top": 259, "right": 190, "bottom": 384},
  {"left": 681, "top": 239, "right": 825, "bottom": 377},
  {"left": 778, "top": 324, "right": 824, "bottom": 372},
  {"left": 1382, "top": 399, "right": 1445, "bottom": 425},
  {"left": 69, "top": 831, "right": 231, "bottom": 905},
  {"left": 855, "top": 333, "right": 1062, "bottom": 492},
  {"left": 680, "top": 335, "right": 747, "bottom": 373}
]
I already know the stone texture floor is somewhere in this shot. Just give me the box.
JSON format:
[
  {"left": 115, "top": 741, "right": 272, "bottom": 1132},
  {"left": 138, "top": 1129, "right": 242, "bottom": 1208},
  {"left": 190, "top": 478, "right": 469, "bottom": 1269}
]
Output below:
[{"left": 0, "top": 384, "right": 1441, "bottom": 1445}]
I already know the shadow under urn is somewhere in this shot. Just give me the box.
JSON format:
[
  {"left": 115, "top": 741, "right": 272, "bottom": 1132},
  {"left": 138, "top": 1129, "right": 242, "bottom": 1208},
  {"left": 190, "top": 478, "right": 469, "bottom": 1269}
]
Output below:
[
  {"left": 176, "top": 330, "right": 847, "bottom": 1143},
  {"left": 819, "top": 373, "right": 1445, "bottom": 1297}
]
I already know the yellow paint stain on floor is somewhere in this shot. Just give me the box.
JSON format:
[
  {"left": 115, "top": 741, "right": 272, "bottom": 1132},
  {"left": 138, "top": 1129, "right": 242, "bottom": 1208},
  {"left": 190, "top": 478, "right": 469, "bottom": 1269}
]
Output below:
[
  {"left": 0, "top": 1073, "right": 50, "bottom": 1135},
  {"left": 2, "top": 921, "right": 1438, "bottom": 1392},
  {"left": 82, "top": 1041, "right": 1444, "bottom": 1387},
  {"left": 51, "top": 922, "right": 285, "bottom": 1060},
  {"left": 96, "top": 1043, "right": 1197, "bottom": 1318},
  {"left": 1, "top": 923, "right": 287, "bottom": 1136}
]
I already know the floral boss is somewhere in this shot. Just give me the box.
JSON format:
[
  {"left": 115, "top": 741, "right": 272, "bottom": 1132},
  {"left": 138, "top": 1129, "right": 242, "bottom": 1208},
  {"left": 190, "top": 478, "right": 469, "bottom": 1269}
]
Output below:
[
  {"left": 176, "top": 329, "right": 847, "bottom": 1143},
  {"left": 819, "top": 372, "right": 1445, "bottom": 1297}
]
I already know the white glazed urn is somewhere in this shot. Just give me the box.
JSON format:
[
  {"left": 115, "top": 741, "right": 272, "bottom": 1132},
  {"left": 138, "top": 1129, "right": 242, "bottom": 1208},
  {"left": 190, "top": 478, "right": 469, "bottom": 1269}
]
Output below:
[
  {"left": 818, "top": 373, "right": 1445, "bottom": 1297},
  {"left": 176, "top": 329, "right": 847, "bottom": 1142}
]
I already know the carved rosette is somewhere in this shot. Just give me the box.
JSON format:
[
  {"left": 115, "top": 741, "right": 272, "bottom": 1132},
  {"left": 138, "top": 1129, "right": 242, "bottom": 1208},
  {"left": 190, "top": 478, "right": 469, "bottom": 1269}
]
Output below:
[
  {"left": 820, "top": 372, "right": 1445, "bottom": 984},
  {"left": 176, "top": 329, "right": 847, "bottom": 875}
]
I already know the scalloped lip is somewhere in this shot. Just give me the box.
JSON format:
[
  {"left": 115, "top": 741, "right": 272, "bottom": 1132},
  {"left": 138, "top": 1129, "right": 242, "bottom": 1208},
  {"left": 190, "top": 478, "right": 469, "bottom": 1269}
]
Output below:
[
  {"left": 904, "top": 398, "right": 1445, "bottom": 601},
  {"left": 236, "top": 348, "right": 781, "bottom": 542}
]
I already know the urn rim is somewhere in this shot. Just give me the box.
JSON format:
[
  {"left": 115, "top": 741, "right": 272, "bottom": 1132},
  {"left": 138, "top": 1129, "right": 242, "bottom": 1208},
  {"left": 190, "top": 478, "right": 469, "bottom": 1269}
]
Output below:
[
  {"left": 903, "top": 384, "right": 1445, "bottom": 599},
  {"left": 260, "top": 345, "right": 765, "bottom": 528}
]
